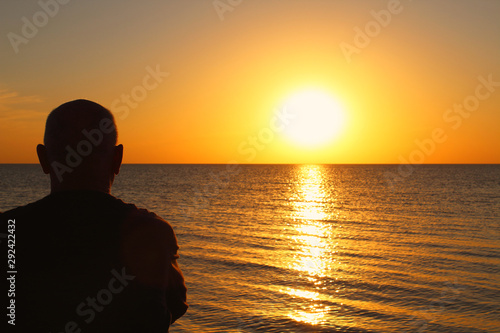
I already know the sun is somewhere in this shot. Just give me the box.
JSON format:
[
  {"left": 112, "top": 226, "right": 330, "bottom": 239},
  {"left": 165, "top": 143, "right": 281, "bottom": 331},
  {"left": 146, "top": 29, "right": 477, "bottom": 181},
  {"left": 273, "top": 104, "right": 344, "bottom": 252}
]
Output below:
[{"left": 280, "top": 89, "right": 346, "bottom": 147}]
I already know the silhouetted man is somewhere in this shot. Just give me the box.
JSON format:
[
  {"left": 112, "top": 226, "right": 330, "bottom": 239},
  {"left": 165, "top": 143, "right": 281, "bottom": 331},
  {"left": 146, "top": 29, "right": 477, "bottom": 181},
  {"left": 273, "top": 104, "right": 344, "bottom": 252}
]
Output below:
[{"left": 1, "top": 100, "right": 187, "bottom": 332}]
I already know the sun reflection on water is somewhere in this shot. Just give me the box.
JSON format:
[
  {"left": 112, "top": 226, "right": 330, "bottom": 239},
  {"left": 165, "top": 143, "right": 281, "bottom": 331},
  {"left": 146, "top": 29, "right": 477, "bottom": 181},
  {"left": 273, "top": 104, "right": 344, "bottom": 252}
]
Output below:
[
  {"left": 292, "top": 165, "right": 329, "bottom": 221},
  {"left": 290, "top": 165, "right": 332, "bottom": 278},
  {"left": 281, "top": 165, "right": 340, "bottom": 326}
]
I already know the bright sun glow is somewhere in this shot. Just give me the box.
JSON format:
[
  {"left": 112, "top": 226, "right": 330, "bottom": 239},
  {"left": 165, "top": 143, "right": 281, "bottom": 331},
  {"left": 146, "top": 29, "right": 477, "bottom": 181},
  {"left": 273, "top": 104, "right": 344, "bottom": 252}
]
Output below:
[{"left": 281, "top": 89, "right": 346, "bottom": 147}]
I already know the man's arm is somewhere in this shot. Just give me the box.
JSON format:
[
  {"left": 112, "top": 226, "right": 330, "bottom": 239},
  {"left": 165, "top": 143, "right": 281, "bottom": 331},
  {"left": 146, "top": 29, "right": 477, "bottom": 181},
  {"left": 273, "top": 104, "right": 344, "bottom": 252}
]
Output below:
[
  {"left": 166, "top": 253, "right": 188, "bottom": 324},
  {"left": 121, "top": 209, "right": 188, "bottom": 324}
]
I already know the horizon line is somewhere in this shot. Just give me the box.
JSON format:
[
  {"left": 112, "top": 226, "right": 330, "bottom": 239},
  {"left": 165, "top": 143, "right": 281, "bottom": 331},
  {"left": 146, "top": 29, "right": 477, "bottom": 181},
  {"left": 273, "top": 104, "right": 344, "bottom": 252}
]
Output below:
[{"left": 1, "top": 163, "right": 499, "bottom": 166}]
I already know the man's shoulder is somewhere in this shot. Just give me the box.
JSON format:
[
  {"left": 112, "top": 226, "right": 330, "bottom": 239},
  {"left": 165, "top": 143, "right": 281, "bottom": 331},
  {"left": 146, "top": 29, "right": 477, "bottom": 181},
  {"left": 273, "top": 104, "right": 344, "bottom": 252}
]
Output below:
[
  {"left": 1, "top": 196, "right": 50, "bottom": 218},
  {"left": 1, "top": 192, "right": 177, "bottom": 242},
  {"left": 119, "top": 201, "right": 179, "bottom": 251},
  {"left": 2, "top": 191, "right": 122, "bottom": 219},
  {"left": 123, "top": 204, "right": 176, "bottom": 236},
  {"left": 2, "top": 192, "right": 165, "bottom": 226}
]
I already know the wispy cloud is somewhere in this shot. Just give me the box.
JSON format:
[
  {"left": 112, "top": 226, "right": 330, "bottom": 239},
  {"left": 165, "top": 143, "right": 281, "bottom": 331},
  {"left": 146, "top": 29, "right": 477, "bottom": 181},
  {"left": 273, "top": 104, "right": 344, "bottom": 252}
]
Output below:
[{"left": 0, "top": 88, "right": 45, "bottom": 122}]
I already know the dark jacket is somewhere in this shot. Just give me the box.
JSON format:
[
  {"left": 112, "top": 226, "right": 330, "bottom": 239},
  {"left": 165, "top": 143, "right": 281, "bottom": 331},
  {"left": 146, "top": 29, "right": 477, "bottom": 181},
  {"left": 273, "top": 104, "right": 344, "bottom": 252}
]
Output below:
[{"left": 1, "top": 190, "right": 188, "bottom": 332}]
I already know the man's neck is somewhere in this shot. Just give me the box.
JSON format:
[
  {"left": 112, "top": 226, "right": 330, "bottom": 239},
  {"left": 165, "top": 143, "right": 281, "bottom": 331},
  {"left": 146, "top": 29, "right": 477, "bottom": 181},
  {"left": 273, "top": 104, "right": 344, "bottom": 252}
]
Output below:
[{"left": 50, "top": 182, "right": 111, "bottom": 194}]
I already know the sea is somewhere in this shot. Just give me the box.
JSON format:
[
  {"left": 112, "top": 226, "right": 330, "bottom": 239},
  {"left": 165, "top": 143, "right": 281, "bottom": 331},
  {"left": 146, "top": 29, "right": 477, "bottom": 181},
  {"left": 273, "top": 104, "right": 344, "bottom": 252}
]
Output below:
[{"left": 1, "top": 164, "right": 499, "bottom": 332}]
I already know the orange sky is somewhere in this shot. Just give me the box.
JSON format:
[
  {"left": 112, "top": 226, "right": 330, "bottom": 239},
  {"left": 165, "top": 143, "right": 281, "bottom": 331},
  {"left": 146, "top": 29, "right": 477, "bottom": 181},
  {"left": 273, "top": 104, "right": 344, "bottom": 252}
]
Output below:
[{"left": 1, "top": 0, "right": 499, "bottom": 164}]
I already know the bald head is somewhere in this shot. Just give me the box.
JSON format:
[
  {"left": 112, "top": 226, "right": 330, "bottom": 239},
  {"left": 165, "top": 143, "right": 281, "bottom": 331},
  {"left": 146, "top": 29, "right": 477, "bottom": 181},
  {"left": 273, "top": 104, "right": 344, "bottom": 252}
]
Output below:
[
  {"left": 38, "top": 99, "right": 123, "bottom": 193},
  {"left": 44, "top": 99, "right": 117, "bottom": 159}
]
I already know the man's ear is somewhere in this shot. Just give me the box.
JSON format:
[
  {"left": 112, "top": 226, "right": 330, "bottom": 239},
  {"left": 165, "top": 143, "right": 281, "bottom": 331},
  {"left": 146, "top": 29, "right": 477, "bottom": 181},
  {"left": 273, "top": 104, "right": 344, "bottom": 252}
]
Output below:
[
  {"left": 36, "top": 144, "right": 51, "bottom": 175},
  {"left": 113, "top": 144, "right": 123, "bottom": 175}
]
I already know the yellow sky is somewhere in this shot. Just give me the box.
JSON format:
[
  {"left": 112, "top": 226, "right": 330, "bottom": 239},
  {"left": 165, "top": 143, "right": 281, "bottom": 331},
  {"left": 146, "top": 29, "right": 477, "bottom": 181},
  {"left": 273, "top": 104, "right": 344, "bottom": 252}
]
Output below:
[{"left": 1, "top": 0, "right": 499, "bottom": 164}]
